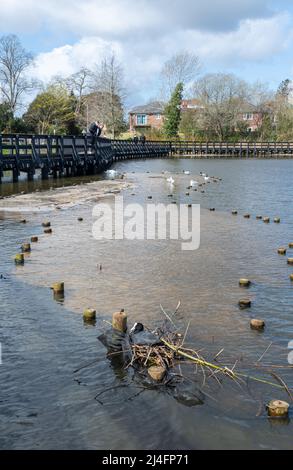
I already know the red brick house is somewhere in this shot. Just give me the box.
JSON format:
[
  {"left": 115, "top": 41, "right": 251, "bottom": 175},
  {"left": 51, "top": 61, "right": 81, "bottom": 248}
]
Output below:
[
  {"left": 129, "top": 101, "right": 165, "bottom": 132},
  {"left": 180, "top": 99, "right": 205, "bottom": 111},
  {"left": 239, "top": 104, "right": 263, "bottom": 132},
  {"left": 129, "top": 99, "right": 264, "bottom": 134}
]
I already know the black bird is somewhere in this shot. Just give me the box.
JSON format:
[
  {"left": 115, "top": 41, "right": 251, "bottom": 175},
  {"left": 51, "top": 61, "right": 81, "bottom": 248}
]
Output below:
[{"left": 129, "top": 322, "right": 162, "bottom": 346}]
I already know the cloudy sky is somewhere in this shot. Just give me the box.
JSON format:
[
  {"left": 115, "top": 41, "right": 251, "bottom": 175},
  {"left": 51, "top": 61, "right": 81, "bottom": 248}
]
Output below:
[{"left": 0, "top": 0, "right": 292, "bottom": 108}]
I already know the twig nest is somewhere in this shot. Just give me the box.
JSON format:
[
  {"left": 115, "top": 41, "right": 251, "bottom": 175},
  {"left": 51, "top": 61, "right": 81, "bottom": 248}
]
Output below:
[
  {"left": 256, "top": 215, "right": 262, "bottom": 220},
  {"left": 78, "top": 217, "right": 83, "bottom": 222},
  {"left": 263, "top": 217, "right": 270, "bottom": 223},
  {"left": 112, "top": 310, "right": 127, "bottom": 333},
  {"left": 274, "top": 217, "right": 281, "bottom": 224},
  {"left": 51, "top": 282, "right": 64, "bottom": 294},
  {"left": 44, "top": 228, "right": 52, "bottom": 234},
  {"left": 83, "top": 308, "right": 96, "bottom": 321},
  {"left": 267, "top": 400, "right": 290, "bottom": 418},
  {"left": 239, "top": 278, "right": 251, "bottom": 287},
  {"left": 238, "top": 299, "right": 251, "bottom": 309},
  {"left": 289, "top": 243, "right": 293, "bottom": 249},
  {"left": 14, "top": 253, "right": 24, "bottom": 265},
  {"left": 244, "top": 214, "right": 250, "bottom": 219},
  {"left": 287, "top": 258, "right": 293, "bottom": 265},
  {"left": 21, "top": 242, "right": 31, "bottom": 253},
  {"left": 250, "top": 319, "right": 265, "bottom": 330},
  {"left": 148, "top": 366, "right": 166, "bottom": 382},
  {"left": 31, "top": 236, "right": 38, "bottom": 243},
  {"left": 42, "top": 221, "right": 51, "bottom": 228},
  {"left": 232, "top": 210, "right": 238, "bottom": 215},
  {"left": 278, "top": 247, "right": 287, "bottom": 255}
]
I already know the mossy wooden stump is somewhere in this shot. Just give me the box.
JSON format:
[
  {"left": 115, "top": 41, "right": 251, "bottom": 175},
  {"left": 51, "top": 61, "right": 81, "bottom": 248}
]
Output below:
[
  {"left": 51, "top": 282, "right": 64, "bottom": 294},
  {"left": 250, "top": 319, "right": 265, "bottom": 330},
  {"left": 239, "top": 278, "right": 251, "bottom": 287},
  {"left": 267, "top": 400, "right": 289, "bottom": 418},
  {"left": 112, "top": 310, "right": 127, "bottom": 333},
  {"left": 14, "top": 253, "right": 24, "bottom": 265},
  {"left": 83, "top": 308, "right": 96, "bottom": 321},
  {"left": 21, "top": 242, "right": 31, "bottom": 253},
  {"left": 238, "top": 299, "right": 251, "bottom": 309}
]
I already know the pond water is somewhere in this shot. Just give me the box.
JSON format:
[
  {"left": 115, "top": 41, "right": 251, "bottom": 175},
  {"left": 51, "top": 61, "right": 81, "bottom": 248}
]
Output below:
[{"left": 0, "top": 158, "right": 293, "bottom": 450}]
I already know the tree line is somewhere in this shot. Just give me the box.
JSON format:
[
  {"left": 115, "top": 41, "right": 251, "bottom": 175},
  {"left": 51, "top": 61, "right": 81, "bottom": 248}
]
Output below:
[{"left": 0, "top": 34, "right": 292, "bottom": 142}]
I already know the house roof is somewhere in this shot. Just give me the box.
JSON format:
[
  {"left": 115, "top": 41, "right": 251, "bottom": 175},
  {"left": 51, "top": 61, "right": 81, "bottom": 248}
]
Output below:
[{"left": 129, "top": 101, "right": 165, "bottom": 115}]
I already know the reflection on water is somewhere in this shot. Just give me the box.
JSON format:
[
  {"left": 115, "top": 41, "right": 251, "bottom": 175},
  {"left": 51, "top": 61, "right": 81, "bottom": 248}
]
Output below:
[{"left": 0, "top": 158, "right": 293, "bottom": 449}]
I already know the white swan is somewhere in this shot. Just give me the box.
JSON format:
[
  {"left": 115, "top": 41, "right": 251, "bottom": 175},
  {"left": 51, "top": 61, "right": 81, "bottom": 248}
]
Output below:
[
  {"left": 190, "top": 180, "right": 198, "bottom": 187},
  {"left": 166, "top": 176, "right": 175, "bottom": 184},
  {"left": 204, "top": 176, "right": 210, "bottom": 182},
  {"left": 183, "top": 170, "right": 190, "bottom": 175}
]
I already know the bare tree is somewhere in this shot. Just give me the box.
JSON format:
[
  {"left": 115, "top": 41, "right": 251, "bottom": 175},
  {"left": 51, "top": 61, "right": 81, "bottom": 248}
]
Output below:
[
  {"left": 193, "top": 73, "right": 249, "bottom": 141},
  {"left": 0, "top": 34, "right": 35, "bottom": 115},
  {"left": 161, "top": 51, "right": 200, "bottom": 99},
  {"left": 89, "top": 53, "right": 126, "bottom": 138},
  {"left": 65, "top": 67, "right": 93, "bottom": 114}
]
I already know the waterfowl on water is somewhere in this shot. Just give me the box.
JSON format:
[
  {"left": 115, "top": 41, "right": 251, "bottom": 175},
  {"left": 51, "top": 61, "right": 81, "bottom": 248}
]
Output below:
[
  {"left": 166, "top": 176, "right": 175, "bottom": 184},
  {"left": 129, "top": 322, "right": 161, "bottom": 346},
  {"left": 190, "top": 180, "right": 198, "bottom": 187},
  {"left": 183, "top": 170, "right": 190, "bottom": 175}
]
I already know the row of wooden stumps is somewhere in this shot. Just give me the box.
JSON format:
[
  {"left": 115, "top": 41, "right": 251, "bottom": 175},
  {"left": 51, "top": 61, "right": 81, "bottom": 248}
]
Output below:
[
  {"left": 238, "top": 277, "right": 290, "bottom": 419},
  {"left": 14, "top": 220, "right": 53, "bottom": 265},
  {"left": 15, "top": 215, "right": 84, "bottom": 266},
  {"left": 238, "top": 278, "right": 265, "bottom": 330}
]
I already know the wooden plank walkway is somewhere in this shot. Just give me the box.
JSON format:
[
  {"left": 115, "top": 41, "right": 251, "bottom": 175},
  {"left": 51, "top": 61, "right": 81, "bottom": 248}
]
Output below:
[{"left": 1, "top": 134, "right": 292, "bottom": 182}]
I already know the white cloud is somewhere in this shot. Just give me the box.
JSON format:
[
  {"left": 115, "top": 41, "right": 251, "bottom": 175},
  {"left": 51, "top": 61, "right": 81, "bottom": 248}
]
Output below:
[
  {"left": 1, "top": 0, "right": 292, "bottom": 107},
  {"left": 0, "top": 0, "right": 277, "bottom": 37}
]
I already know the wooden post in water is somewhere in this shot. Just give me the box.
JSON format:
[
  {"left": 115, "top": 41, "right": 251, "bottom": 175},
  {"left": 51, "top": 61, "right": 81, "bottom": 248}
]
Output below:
[{"left": 112, "top": 310, "right": 127, "bottom": 333}]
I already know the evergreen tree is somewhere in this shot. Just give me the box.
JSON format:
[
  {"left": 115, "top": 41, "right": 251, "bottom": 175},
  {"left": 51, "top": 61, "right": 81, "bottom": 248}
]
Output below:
[
  {"left": 276, "top": 79, "right": 292, "bottom": 99},
  {"left": 163, "top": 82, "right": 183, "bottom": 138}
]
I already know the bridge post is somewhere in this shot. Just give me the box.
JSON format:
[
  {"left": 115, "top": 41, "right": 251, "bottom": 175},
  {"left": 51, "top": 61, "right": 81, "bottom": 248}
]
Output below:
[
  {"left": 41, "top": 167, "right": 49, "bottom": 180},
  {"left": 27, "top": 168, "right": 35, "bottom": 181},
  {"left": 12, "top": 168, "right": 19, "bottom": 183}
]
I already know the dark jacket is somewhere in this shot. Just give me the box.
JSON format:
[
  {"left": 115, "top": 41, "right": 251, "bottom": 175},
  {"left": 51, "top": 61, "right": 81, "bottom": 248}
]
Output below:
[{"left": 89, "top": 122, "right": 99, "bottom": 136}]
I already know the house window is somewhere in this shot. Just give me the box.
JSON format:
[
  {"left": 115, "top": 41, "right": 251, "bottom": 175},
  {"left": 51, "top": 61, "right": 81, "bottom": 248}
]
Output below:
[
  {"left": 155, "top": 114, "right": 161, "bottom": 120},
  {"left": 136, "top": 114, "right": 147, "bottom": 125},
  {"left": 243, "top": 113, "right": 253, "bottom": 121}
]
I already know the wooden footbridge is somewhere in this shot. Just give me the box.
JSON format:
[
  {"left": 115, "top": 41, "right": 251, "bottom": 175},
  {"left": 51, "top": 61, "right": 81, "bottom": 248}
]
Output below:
[{"left": 0, "top": 134, "right": 292, "bottom": 182}]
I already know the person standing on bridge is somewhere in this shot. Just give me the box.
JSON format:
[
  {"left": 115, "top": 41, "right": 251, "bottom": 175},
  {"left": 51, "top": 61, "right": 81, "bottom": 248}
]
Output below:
[{"left": 89, "top": 121, "right": 104, "bottom": 148}]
